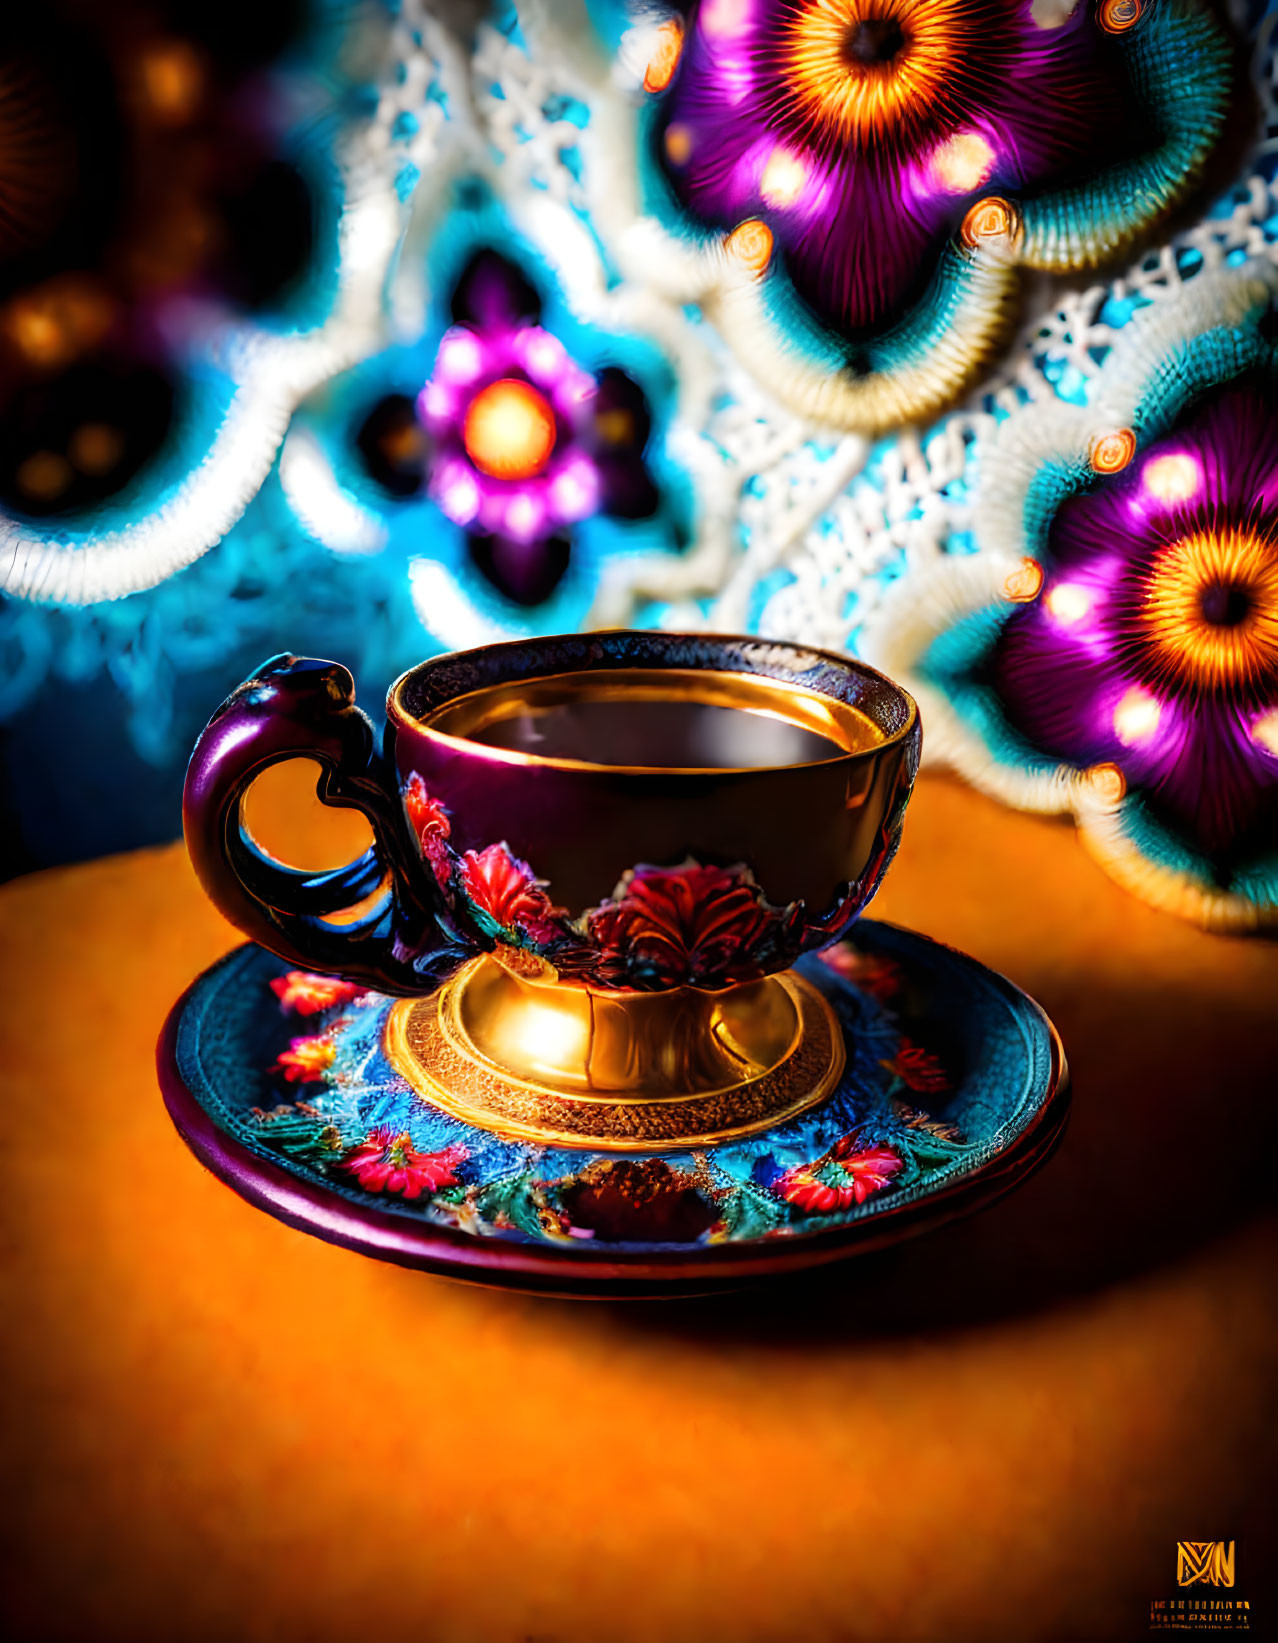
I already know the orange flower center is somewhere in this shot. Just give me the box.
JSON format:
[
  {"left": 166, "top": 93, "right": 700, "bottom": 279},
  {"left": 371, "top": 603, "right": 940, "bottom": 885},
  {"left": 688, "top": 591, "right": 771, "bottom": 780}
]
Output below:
[
  {"left": 782, "top": 0, "right": 961, "bottom": 145},
  {"left": 726, "top": 218, "right": 774, "bottom": 273},
  {"left": 644, "top": 19, "right": 684, "bottom": 92},
  {"left": 1141, "top": 525, "right": 1278, "bottom": 691},
  {"left": 462, "top": 378, "right": 557, "bottom": 481}
]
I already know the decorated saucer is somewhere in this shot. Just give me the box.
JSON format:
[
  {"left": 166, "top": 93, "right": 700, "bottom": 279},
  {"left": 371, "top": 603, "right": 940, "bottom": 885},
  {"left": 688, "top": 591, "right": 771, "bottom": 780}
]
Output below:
[{"left": 158, "top": 920, "right": 1067, "bottom": 1297}]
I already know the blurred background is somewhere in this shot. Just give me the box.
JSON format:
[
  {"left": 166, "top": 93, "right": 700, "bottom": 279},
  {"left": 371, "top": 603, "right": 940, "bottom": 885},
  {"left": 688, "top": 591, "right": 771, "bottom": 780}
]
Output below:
[
  {"left": 0, "top": 0, "right": 1273, "bottom": 931},
  {"left": 0, "top": 1, "right": 436, "bottom": 870}
]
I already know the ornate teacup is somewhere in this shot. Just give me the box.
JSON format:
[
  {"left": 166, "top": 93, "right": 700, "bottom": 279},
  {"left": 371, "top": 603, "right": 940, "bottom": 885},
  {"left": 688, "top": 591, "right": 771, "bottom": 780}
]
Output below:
[{"left": 184, "top": 633, "right": 920, "bottom": 1149}]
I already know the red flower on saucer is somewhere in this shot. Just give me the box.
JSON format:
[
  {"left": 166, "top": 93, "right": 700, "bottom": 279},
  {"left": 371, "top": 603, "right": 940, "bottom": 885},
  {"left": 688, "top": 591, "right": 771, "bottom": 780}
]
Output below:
[
  {"left": 586, "top": 861, "right": 790, "bottom": 988},
  {"left": 270, "top": 971, "right": 364, "bottom": 1016},
  {"left": 272, "top": 1035, "right": 336, "bottom": 1082},
  {"left": 458, "top": 843, "right": 563, "bottom": 936},
  {"left": 342, "top": 1130, "right": 469, "bottom": 1200},
  {"left": 818, "top": 945, "right": 904, "bottom": 1002},
  {"left": 882, "top": 1040, "right": 948, "bottom": 1094},
  {"left": 778, "top": 1136, "right": 904, "bottom": 1214}
]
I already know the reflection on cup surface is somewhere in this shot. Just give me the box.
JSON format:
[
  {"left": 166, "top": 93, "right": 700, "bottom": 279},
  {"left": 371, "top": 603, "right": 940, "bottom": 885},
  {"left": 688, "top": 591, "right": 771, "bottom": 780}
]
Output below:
[{"left": 421, "top": 666, "right": 888, "bottom": 770}]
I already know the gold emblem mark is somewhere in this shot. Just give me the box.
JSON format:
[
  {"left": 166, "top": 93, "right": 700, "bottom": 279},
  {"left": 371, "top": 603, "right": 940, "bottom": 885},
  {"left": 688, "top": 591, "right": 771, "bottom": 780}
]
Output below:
[{"left": 1177, "top": 1542, "right": 1236, "bottom": 1588}]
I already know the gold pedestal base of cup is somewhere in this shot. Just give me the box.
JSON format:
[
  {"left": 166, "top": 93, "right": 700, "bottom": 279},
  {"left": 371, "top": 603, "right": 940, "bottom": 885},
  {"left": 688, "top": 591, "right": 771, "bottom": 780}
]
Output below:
[{"left": 384, "top": 956, "right": 845, "bottom": 1151}]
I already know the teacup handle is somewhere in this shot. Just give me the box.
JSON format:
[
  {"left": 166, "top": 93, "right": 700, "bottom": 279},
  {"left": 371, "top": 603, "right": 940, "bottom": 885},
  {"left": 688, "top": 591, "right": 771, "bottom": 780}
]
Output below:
[{"left": 183, "top": 655, "right": 462, "bottom": 995}]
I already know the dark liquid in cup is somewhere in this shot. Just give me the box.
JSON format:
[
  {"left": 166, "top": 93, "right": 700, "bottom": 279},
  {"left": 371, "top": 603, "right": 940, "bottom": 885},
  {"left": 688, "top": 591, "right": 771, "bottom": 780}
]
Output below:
[{"left": 468, "top": 697, "right": 868, "bottom": 768}]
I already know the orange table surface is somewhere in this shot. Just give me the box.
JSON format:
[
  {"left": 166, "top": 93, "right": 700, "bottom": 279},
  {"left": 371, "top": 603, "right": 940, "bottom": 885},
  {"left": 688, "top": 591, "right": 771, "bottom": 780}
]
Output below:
[{"left": 1, "top": 770, "right": 1274, "bottom": 1643}]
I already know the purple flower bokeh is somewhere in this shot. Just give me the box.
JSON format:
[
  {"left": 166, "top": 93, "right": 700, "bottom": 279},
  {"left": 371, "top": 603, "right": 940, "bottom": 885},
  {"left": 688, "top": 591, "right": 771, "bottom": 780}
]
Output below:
[
  {"left": 993, "top": 382, "right": 1278, "bottom": 860},
  {"left": 658, "top": 0, "right": 1130, "bottom": 334},
  {"left": 415, "top": 252, "right": 656, "bottom": 605}
]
